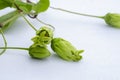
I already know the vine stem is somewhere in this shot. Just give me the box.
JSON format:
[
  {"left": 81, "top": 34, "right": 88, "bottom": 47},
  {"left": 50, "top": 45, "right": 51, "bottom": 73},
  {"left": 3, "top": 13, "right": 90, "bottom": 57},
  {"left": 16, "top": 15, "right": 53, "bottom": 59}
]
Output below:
[
  {"left": 36, "top": 18, "right": 55, "bottom": 31},
  {"left": 50, "top": 6, "right": 104, "bottom": 19},
  {"left": 0, "top": 47, "right": 29, "bottom": 51},
  {"left": 0, "top": 28, "right": 7, "bottom": 55},
  {"left": 21, "top": 13, "right": 37, "bottom": 31}
]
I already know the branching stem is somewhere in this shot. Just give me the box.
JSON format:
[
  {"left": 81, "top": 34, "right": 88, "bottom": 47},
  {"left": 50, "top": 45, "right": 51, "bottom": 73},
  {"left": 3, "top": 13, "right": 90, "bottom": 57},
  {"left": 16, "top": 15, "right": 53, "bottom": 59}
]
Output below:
[
  {"left": 36, "top": 18, "right": 55, "bottom": 31},
  {"left": 21, "top": 13, "right": 37, "bottom": 31},
  {"left": 0, "top": 28, "right": 7, "bottom": 55}
]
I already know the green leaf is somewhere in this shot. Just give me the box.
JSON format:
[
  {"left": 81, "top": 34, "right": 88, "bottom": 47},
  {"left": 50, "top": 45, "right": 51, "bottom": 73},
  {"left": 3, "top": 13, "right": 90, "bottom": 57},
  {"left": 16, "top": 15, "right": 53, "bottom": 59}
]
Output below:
[
  {"left": 14, "top": 0, "right": 33, "bottom": 13},
  {"left": 0, "top": 0, "right": 14, "bottom": 10},
  {"left": 33, "top": 0, "right": 50, "bottom": 14},
  {"left": 0, "top": 10, "right": 19, "bottom": 31}
]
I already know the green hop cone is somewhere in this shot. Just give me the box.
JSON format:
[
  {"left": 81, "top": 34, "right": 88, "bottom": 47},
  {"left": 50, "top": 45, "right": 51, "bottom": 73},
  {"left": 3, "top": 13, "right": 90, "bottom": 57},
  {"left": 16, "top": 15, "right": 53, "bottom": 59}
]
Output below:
[
  {"left": 32, "top": 26, "right": 53, "bottom": 47},
  {"left": 104, "top": 13, "right": 120, "bottom": 28},
  {"left": 29, "top": 45, "right": 51, "bottom": 59},
  {"left": 51, "top": 38, "right": 84, "bottom": 61}
]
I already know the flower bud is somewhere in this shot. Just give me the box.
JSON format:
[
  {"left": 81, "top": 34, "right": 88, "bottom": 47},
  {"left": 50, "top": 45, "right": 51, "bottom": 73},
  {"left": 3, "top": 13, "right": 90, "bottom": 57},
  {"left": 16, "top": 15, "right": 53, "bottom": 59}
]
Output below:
[
  {"left": 29, "top": 45, "right": 51, "bottom": 59},
  {"left": 32, "top": 26, "right": 53, "bottom": 47},
  {"left": 104, "top": 13, "right": 120, "bottom": 28},
  {"left": 51, "top": 38, "right": 84, "bottom": 61}
]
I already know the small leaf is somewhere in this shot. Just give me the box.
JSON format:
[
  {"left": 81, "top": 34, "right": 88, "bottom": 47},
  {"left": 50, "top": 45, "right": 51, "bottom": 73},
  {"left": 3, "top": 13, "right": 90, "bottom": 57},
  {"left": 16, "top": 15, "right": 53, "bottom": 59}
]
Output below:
[
  {"left": 33, "top": 0, "right": 50, "bottom": 14},
  {"left": 0, "top": 0, "right": 14, "bottom": 10},
  {"left": 0, "top": 10, "right": 19, "bottom": 31},
  {"left": 14, "top": 0, "right": 33, "bottom": 13}
]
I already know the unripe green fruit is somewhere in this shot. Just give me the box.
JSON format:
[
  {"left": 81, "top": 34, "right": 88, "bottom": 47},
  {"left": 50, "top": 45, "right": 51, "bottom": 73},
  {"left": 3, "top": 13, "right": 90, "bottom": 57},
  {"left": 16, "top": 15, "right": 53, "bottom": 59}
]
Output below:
[
  {"left": 51, "top": 38, "right": 84, "bottom": 61},
  {"left": 104, "top": 13, "right": 120, "bottom": 28},
  {"left": 29, "top": 45, "right": 51, "bottom": 59}
]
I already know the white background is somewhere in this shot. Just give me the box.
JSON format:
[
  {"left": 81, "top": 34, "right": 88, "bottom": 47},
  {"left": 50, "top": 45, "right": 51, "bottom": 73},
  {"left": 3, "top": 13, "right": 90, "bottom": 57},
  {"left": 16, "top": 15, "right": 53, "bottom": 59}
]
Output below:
[{"left": 0, "top": 0, "right": 120, "bottom": 80}]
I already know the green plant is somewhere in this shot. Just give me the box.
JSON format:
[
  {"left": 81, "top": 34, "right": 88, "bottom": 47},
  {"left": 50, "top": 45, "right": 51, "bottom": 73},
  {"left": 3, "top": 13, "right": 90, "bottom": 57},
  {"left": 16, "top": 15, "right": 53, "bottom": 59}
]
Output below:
[{"left": 0, "top": 0, "right": 119, "bottom": 61}]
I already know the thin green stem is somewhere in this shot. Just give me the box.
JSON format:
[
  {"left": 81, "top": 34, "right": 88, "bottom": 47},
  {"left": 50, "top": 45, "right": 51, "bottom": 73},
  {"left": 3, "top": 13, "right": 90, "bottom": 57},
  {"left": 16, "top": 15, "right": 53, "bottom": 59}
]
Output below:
[
  {"left": 36, "top": 17, "right": 55, "bottom": 31},
  {"left": 50, "top": 6, "right": 104, "bottom": 19},
  {"left": 0, "top": 28, "right": 7, "bottom": 55},
  {"left": 0, "top": 47, "right": 29, "bottom": 51},
  {"left": 21, "top": 13, "right": 37, "bottom": 31}
]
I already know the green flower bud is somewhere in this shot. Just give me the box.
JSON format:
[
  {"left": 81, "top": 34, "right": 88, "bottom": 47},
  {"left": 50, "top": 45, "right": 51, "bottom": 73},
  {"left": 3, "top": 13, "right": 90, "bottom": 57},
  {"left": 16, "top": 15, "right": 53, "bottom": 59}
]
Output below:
[
  {"left": 32, "top": 26, "right": 53, "bottom": 47},
  {"left": 104, "top": 13, "right": 120, "bottom": 28},
  {"left": 51, "top": 38, "right": 84, "bottom": 61},
  {"left": 29, "top": 45, "right": 51, "bottom": 59}
]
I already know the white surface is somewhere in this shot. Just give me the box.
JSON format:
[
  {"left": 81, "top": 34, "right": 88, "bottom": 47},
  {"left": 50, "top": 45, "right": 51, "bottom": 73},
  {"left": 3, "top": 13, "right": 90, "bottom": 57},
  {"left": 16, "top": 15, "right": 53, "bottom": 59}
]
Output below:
[{"left": 0, "top": 0, "right": 120, "bottom": 80}]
